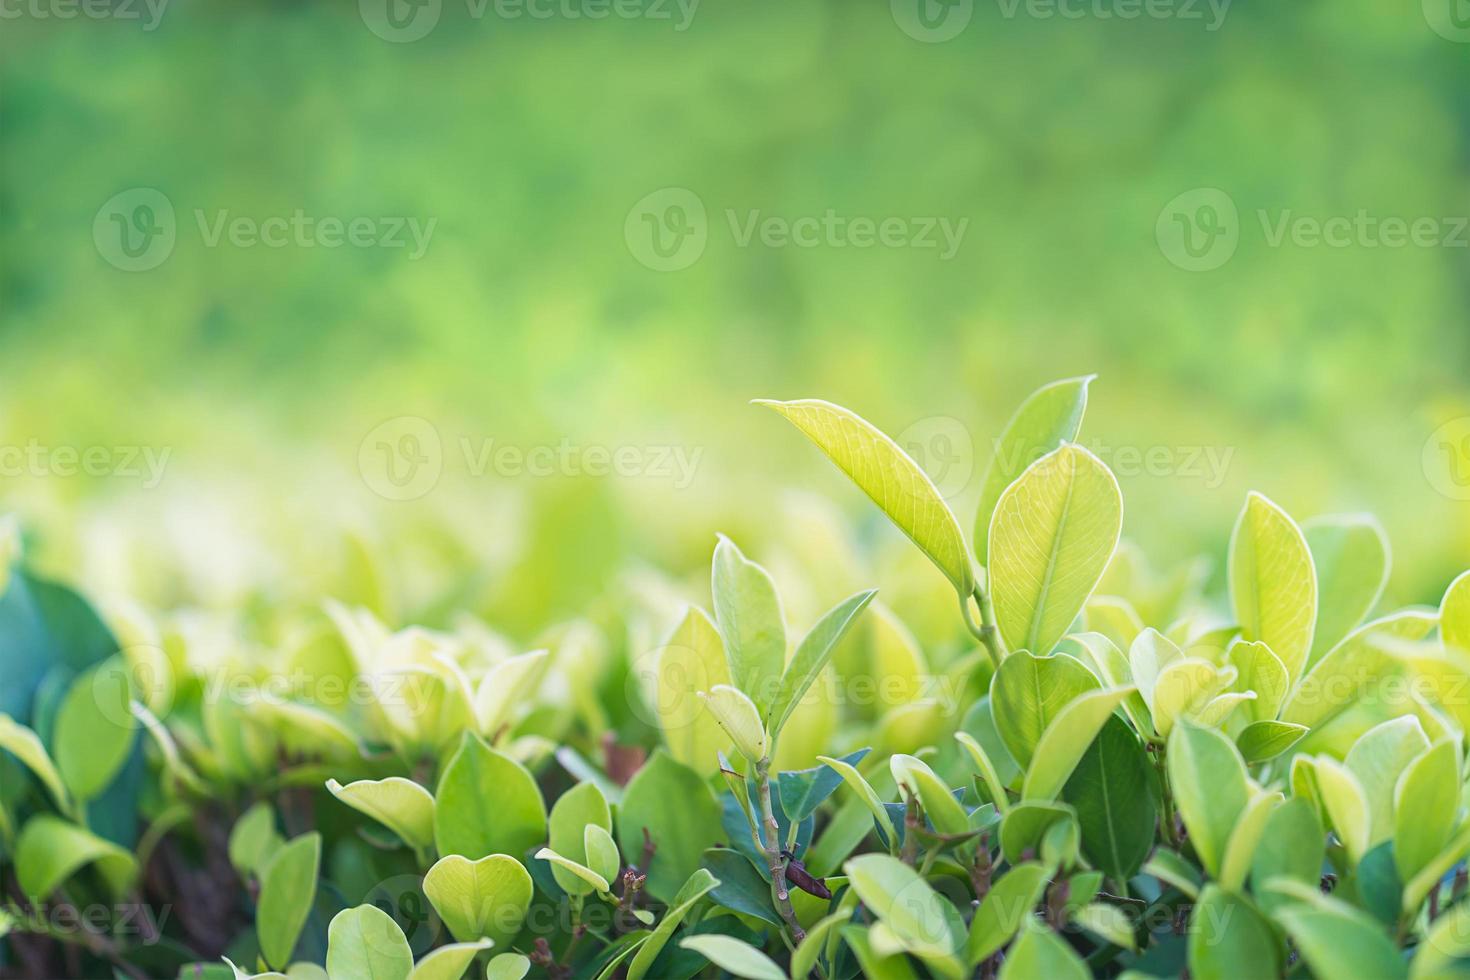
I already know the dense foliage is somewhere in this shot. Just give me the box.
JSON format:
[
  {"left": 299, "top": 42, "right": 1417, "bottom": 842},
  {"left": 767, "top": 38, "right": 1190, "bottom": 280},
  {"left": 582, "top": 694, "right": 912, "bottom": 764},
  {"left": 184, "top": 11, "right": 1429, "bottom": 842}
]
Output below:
[{"left": 4, "top": 378, "right": 1470, "bottom": 979}]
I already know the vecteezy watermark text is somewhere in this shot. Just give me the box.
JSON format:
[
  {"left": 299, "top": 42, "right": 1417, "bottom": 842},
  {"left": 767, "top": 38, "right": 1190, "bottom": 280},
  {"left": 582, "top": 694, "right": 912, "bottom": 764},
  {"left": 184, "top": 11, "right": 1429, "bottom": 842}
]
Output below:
[
  {"left": 0, "top": 0, "right": 168, "bottom": 29},
  {"left": 0, "top": 441, "right": 171, "bottom": 488},
  {"left": 889, "top": 0, "right": 1228, "bottom": 43},
  {"left": 359, "top": 0, "right": 698, "bottom": 43},
  {"left": 358, "top": 416, "right": 704, "bottom": 501},
  {"left": 94, "top": 188, "right": 436, "bottom": 272},
  {"left": 625, "top": 188, "right": 969, "bottom": 272}
]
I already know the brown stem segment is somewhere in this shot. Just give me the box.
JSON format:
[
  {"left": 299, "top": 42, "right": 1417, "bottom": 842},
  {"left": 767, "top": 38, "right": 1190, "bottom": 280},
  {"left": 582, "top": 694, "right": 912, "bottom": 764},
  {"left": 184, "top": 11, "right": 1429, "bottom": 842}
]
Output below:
[{"left": 755, "top": 758, "right": 806, "bottom": 943}]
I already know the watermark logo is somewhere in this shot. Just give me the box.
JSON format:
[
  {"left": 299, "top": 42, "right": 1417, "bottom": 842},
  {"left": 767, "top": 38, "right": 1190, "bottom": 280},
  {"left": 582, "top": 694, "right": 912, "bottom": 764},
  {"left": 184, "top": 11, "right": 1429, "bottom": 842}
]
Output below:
[
  {"left": 1424, "top": 0, "right": 1470, "bottom": 42},
  {"left": 360, "top": 0, "right": 442, "bottom": 41},
  {"left": 625, "top": 187, "right": 708, "bottom": 272},
  {"left": 0, "top": 0, "right": 169, "bottom": 30},
  {"left": 891, "top": 0, "right": 973, "bottom": 42},
  {"left": 94, "top": 188, "right": 176, "bottom": 272},
  {"left": 360, "top": 417, "right": 444, "bottom": 501},
  {"left": 898, "top": 415, "right": 974, "bottom": 500},
  {"left": 1424, "top": 416, "right": 1470, "bottom": 501},
  {"left": 1156, "top": 187, "right": 1238, "bottom": 272}
]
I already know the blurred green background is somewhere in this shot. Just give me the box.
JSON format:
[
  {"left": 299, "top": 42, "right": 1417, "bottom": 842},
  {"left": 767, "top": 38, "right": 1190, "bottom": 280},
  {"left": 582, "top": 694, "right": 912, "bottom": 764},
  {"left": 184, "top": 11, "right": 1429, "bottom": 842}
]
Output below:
[{"left": 3, "top": 0, "right": 1469, "bottom": 636}]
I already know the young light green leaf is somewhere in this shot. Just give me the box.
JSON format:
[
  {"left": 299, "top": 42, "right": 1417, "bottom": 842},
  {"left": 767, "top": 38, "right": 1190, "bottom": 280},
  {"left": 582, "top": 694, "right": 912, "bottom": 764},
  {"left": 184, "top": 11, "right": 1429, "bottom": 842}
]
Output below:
[
  {"left": 997, "top": 918, "right": 1088, "bottom": 980},
  {"left": 0, "top": 713, "right": 70, "bottom": 812},
  {"left": 484, "top": 953, "right": 531, "bottom": 980},
  {"left": 988, "top": 444, "right": 1122, "bottom": 656},
  {"left": 1442, "top": 569, "right": 1470, "bottom": 652},
  {"left": 999, "top": 800, "right": 1075, "bottom": 865},
  {"left": 842, "top": 925, "right": 921, "bottom": 980},
  {"left": 1250, "top": 797, "right": 1324, "bottom": 916},
  {"left": 625, "top": 867, "right": 719, "bottom": 980},
  {"left": 1268, "top": 885, "right": 1407, "bottom": 980},
  {"left": 817, "top": 753, "right": 898, "bottom": 851},
  {"left": 423, "top": 853, "right": 532, "bottom": 945},
  {"left": 584, "top": 824, "right": 619, "bottom": 883},
  {"left": 257, "top": 832, "right": 322, "bottom": 969},
  {"left": 711, "top": 536, "right": 786, "bottom": 716},
  {"left": 325, "top": 905, "right": 413, "bottom": 980},
  {"left": 1345, "top": 715, "right": 1428, "bottom": 847},
  {"left": 890, "top": 754, "right": 968, "bottom": 835},
  {"left": 228, "top": 801, "right": 283, "bottom": 878},
  {"left": 990, "top": 650, "right": 1099, "bottom": 769},
  {"left": 654, "top": 606, "right": 731, "bottom": 777},
  {"left": 1022, "top": 686, "right": 1134, "bottom": 801},
  {"left": 534, "top": 847, "right": 610, "bottom": 893},
  {"left": 1394, "top": 739, "right": 1460, "bottom": 881},
  {"left": 14, "top": 814, "right": 138, "bottom": 899},
  {"left": 1227, "top": 640, "right": 1288, "bottom": 722},
  {"left": 1304, "top": 514, "right": 1390, "bottom": 666},
  {"left": 406, "top": 940, "right": 493, "bottom": 980},
  {"left": 1229, "top": 492, "right": 1317, "bottom": 684},
  {"left": 434, "top": 732, "right": 546, "bottom": 861},
  {"left": 768, "top": 589, "right": 876, "bottom": 736},
  {"left": 1282, "top": 609, "right": 1437, "bottom": 730},
  {"left": 474, "top": 649, "right": 550, "bottom": 737},
  {"left": 1187, "top": 885, "right": 1280, "bottom": 980},
  {"left": 844, "top": 854, "right": 964, "bottom": 967},
  {"left": 1167, "top": 722, "right": 1248, "bottom": 878},
  {"left": 1060, "top": 715, "right": 1156, "bottom": 881},
  {"left": 755, "top": 399, "right": 974, "bottom": 597},
  {"left": 954, "top": 731, "right": 1011, "bottom": 815},
  {"left": 1074, "top": 902, "right": 1136, "bottom": 951},
  {"left": 677, "top": 935, "right": 785, "bottom": 980},
  {"left": 791, "top": 910, "right": 852, "bottom": 980},
  {"left": 546, "top": 781, "right": 611, "bottom": 895},
  {"left": 1312, "top": 756, "right": 1370, "bottom": 865},
  {"left": 964, "top": 861, "right": 1050, "bottom": 966},
  {"left": 699, "top": 685, "right": 767, "bottom": 763},
  {"left": 974, "top": 376, "right": 1092, "bottom": 557},
  {"left": 53, "top": 661, "right": 137, "bottom": 803},
  {"left": 1148, "top": 659, "right": 1230, "bottom": 738},
  {"left": 1143, "top": 850, "right": 1201, "bottom": 900},
  {"left": 1235, "top": 720, "right": 1308, "bottom": 764},
  {"left": 1412, "top": 898, "right": 1470, "bottom": 979},
  {"left": 326, "top": 777, "right": 435, "bottom": 852},
  {"left": 1218, "top": 790, "right": 1281, "bottom": 892},
  {"left": 1403, "top": 819, "right": 1470, "bottom": 917}
]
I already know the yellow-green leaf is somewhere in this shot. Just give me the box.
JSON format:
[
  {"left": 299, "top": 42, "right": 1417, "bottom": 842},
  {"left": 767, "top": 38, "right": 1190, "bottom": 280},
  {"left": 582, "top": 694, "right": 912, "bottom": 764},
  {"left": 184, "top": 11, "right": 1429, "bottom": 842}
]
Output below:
[
  {"left": 1229, "top": 492, "right": 1317, "bottom": 684},
  {"left": 326, "top": 777, "right": 435, "bottom": 852},
  {"left": 1304, "top": 514, "right": 1390, "bottom": 667},
  {"left": 1167, "top": 722, "right": 1248, "bottom": 878},
  {"left": 257, "top": 832, "right": 322, "bottom": 969},
  {"left": 1394, "top": 739, "right": 1460, "bottom": 881},
  {"left": 423, "top": 853, "right": 532, "bottom": 945},
  {"left": 1022, "top": 686, "right": 1134, "bottom": 801},
  {"left": 0, "top": 713, "right": 69, "bottom": 813},
  {"left": 654, "top": 607, "right": 731, "bottom": 776},
  {"left": 710, "top": 536, "right": 787, "bottom": 716},
  {"left": 1313, "top": 756, "right": 1370, "bottom": 865},
  {"left": 699, "top": 685, "right": 767, "bottom": 763},
  {"left": 325, "top": 905, "right": 412, "bottom": 980}
]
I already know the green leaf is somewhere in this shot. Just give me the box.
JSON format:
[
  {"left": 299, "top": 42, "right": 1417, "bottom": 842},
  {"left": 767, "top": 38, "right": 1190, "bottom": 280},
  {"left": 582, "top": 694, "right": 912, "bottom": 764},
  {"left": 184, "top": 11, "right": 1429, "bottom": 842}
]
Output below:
[
  {"left": 422, "top": 853, "right": 532, "bottom": 945},
  {"left": 483, "top": 953, "right": 531, "bottom": 980},
  {"left": 816, "top": 753, "right": 897, "bottom": 850},
  {"left": 14, "top": 814, "right": 137, "bottom": 899},
  {"left": 954, "top": 732, "right": 1012, "bottom": 815},
  {"left": 699, "top": 685, "right": 767, "bottom": 763},
  {"left": 228, "top": 801, "right": 283, "bottom": 878},
  {"left": 964, "top": 861, "right": 1050, "bottom": 966},
  {"left": 1268, "top": 883, "right": 1407, "bottom": 980},
  {"left": 1394, "top": 739, "right": 1460, "bottom": 881},
  {"left": 1149, "top": 659, "right": 1231, "bottom": 738},
  {"left": 1250, "top": 797, "right": 1324, "bottom": 916},
  {"left": 433, "top": 732, "right": 546, "bottom": 860},
  {"left": 779, "top": 747, "right": 871, "bottom": 825},
  {"left": 677, "top": 935, "right": 785, "bottom": 980},
  {"left": 988, "top": 444, "right": 1123, "bottom": 656},
  {"left": 1143, "top": 850, "right": 1200, "bottom": 899},
  {"left": 1022, "top": 686, "right": 1133, "bottom": 801},
  {"left": 406, "top": 939, "right": 493, "bottom": 980},
  {"left": 889, "top": 754, "right": 969, "bottom": 836},
  {"left": 1187, "top": 885, "right": 1280, "bottom": 980},
  {"left": 974, "top": 376, "right": 1092, "bottom": 557},
  {"left": 1345, "top": 715, "right": 1428, "bottom": 847},
  {"left": 1227, "top": 640, "right": 1289, "bottom": 723},
  {"left": 768, "top": 589, "right": 876, "bottom": 736},
  {"left": 53, "top": 660, "right": 137, "bottom": 803},
  {"left": 844, "top": 854, "right": 964, "bottom": 971},
  {"left": 257, "top": 832, "right": 322, "bottom": 969},
  {"left": 1235, "top": 721, "right": 1308, "bottom": 764},
  {"left": 1061, "top": 715, "right": 1156, "bottom": 880},
  {"left": 325, "top": 905, "right": 413, "bottom": 980},
  {"left": 1282, "top": 610, "right": 1437, "bottom": 730},
  {"left": 1312, "top": 756, "right": 1370, "bottom": 865},
  {"left": 0, "top": 712, "right": 70, "bottom": 812},
  {"left": 990, "top": 651, "right": 1099, "bottom": 770},
  {"left": 1218, "top": 790, "right": 1281, "bottom": 892},
  {"left": 842, "top": 925, "right": 920, "bottom": 980},
  {"left": 791, "top": 910, "right": 852, "bottom": 980},
  {"left": 326, "top": 777, "right": 435, "bottom": 852},
  {"left": 1304, "top": 514, "right": 1390, "bottom": 667},
  {"left": 625, "top": 867, "right": 719, "bottom": 980},
  {"left": 1403, "top": 819, "right": 1470, "bottom": 917},
  {"left": 710, "top": 536, "right": 787, "bottom": 716},
  {"left": 1167, "top": 722, "right": 1248, "bottom": 878},
  {"left": 1412, "top": 899, "right": 1470, "bottom": 979},
  {"left": 999, "top": 800, "right": 1074, "bottom": 865},
  {"left": 1442, "top": 569, "right": 1470, "bottom": 652},
  {"left": 997, "top": 918, "right": 1088, "bottom": 980},
  {"left": 615, "top": 750, "right": 721, "bottom": 903},
  {"left": 584, "top": 824, "right": 620, "bottom": 883},
  {"left": 756, "top": 398, "right": 974, "bottom": 597},
  {"left": 1229, "top": 492, "right": 1317, "bottom": 684},
  {"left": 654, "top": 606, "right": 731, "bottom": 777},
  {"left": 1074, "top": 902, "right": 1136, "bottom": 951},
  {"left": 474, "top": 649, "right": 550, "bottom": 738},
  {"left": 546, "top": 780, "right": 611, "bottom": 896},
  {"left": 534, "top": 847, "right": 609, "bottom": 894}
]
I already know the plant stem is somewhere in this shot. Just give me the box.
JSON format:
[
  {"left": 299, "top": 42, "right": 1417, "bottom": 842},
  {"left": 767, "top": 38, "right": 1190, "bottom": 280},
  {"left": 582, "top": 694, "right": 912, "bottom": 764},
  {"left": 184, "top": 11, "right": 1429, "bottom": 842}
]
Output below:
[
  {"left": 1152, "top": 746, "right": 1179, "bottom": 848},
  {"left": 962, "top": 585, "right": 1004, "bottom": 667},
  {"left": 755, "top": 758, "right": 805, "bottom": 943}
]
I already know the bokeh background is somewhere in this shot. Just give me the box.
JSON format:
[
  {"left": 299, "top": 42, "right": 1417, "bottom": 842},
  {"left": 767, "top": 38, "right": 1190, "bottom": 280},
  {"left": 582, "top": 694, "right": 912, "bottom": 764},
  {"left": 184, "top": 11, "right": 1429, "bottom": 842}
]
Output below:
[{"left": 3, "top": 0, "right": 1469, "bottom": 644}]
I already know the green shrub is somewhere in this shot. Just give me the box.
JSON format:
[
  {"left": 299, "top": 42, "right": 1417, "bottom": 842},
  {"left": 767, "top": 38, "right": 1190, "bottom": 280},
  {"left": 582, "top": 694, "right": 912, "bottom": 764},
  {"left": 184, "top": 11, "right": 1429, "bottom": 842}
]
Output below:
[{"left": 2, "top": 378, "right": 1468, "bottom": 979}]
